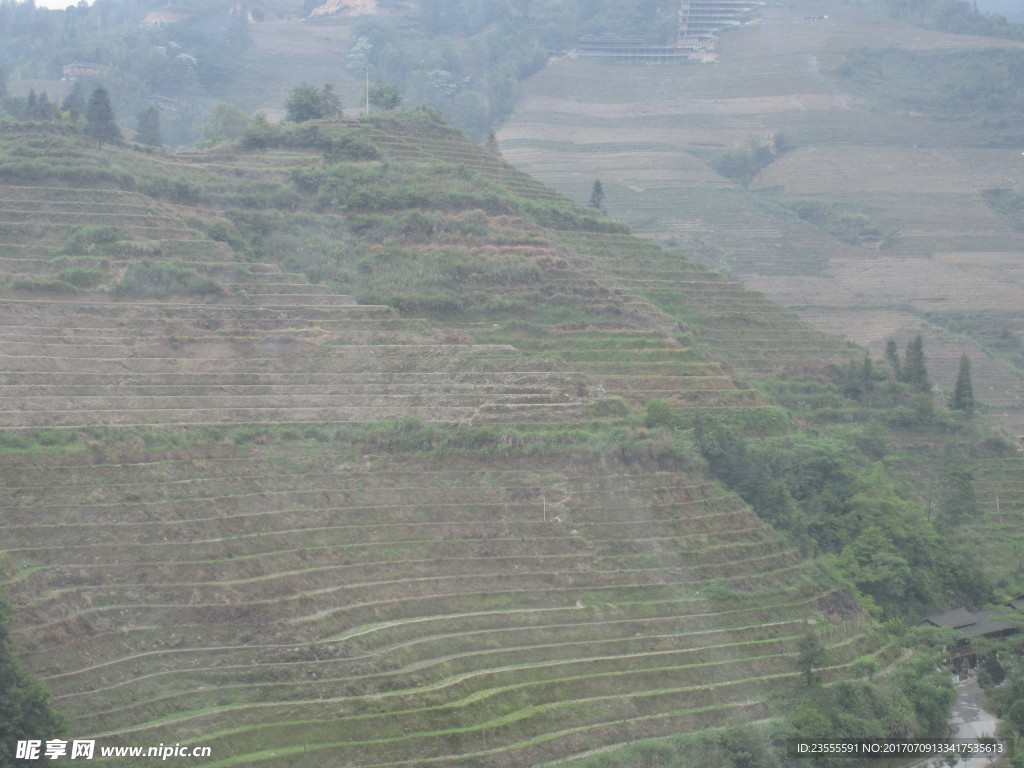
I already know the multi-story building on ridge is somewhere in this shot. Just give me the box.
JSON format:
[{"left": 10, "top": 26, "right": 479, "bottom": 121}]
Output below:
[{"left": 678, "top": 0, "right": 760, "bottom": 47}]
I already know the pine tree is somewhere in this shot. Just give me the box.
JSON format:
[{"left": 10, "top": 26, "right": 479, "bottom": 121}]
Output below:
[
  {"left": 903, "top": 334, "right": 930, "bottom": 391},
  {"left": 950, "top": 353, "right": 975, "bottom": 416},
  {"left": 36, "top": 92, "right": 52, "bottom": 121},
  {"left": 62, "top": 80, "right": 86, "bottom": 114},
  {"left": 25, "top": 89, "right": 37, "bottom": 120},
  {"left": 136, "top": 106, "right": 162, "bottom": 147},
  {"left": 485, "top": 130, "right": 499, "bottom": 154},
  {"left": 860, "top": 354, "right": 874, "bottom": 393},
  {"left": 84, "top": 87, "right": 122, "bottom": 145},
  {"left": 0, "top": 68, "right": 7, "bottom": 99},
  {"left": 795, "top": 630, "right": 825, "bottom": 686},
  {"left": 588, "top": 179, "right": 605, "bottom": 213},
  {"left": 884, "top": 338, "right": 901, "bottom": 379}
]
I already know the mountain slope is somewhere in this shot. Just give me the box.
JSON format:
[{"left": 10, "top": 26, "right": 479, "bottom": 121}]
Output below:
[{"left": 0, "top": 115, "right": 977, "bottom": 766}]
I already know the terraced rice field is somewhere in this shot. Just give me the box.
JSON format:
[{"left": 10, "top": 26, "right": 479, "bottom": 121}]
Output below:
[
  {"left": 499, "top": 0, "right": 1024, "bottom": 433},
  {"left": 0, "top": 122, "right": 889, "bottom": 765},
  {"left": 3, "top": 446, "right": 883, "bottom": 766}
]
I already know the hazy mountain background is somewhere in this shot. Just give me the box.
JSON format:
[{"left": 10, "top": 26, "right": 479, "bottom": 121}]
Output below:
[{"left": 975, "top": 0, "right": 1024, "bottom": 22}]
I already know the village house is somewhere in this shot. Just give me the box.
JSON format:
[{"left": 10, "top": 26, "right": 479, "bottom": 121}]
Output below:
[
  {"left": 921, "top": 595, "right": 1024, "bottom": 678},
  {"left": 61, "top": 61, "right": 108, "bottom": 80}
]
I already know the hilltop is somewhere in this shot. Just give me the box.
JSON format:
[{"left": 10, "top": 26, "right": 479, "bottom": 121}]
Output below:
[{"left": 0, "top": 112, "right": 1014, "bottom": 766}]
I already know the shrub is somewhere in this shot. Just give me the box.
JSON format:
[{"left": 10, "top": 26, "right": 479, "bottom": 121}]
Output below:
[
  {"left": 644, "top": 398, "right": 676, "bottom": 428},
  {"left": 9, "top": 276, "right": 76, "bottom": 293},
  {"left": 59, "top": 225, "right": 124, "bottom": 254},
  {"left": 714, "top": 134, "right": 790, "bottom": 187},
  {"left": 113, "top": 259, "right": 223, "bottom": 299},
  {"left": 58, "top": 266, "right": 106, "bottom": 288}
]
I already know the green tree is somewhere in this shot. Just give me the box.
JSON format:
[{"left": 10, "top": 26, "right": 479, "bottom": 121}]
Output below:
[
  {"left": 368, "top": 81, "right": 402, "bottom": 110},
  {"left": 36, "top": 92, "right": 53, "bottom": 121},
  {"left": 0, "top": 597, "right": 67, "bottom": 765},
  {"left": 938, "top": 449, "right": 978, "bottom": 525},
  {"left": 284, "top": 82, "right": 341, "bottom": 123},
  {"left": 136, "top": 106, "right": 162, "bottom": 147},
  {"left": 978, "top": 654, "right": 1006, "bottom": 689},
  {"left": 84, "top": 87, "right": 122, "bottom": 145},
  {"left": 588, "top": 179, "right": 605, "bottom": 212},
  {"left": 795, "top": 629, "right": 826, "bottom": 686},
  {"left": 239, "top": 112, "right": 282, "bottom": 151},
  {"left": 61, "top": 80, "right": 86, "bottom": 115},
  {"left": 485, "top": 130, "right": 499, "bottom": 153},
  {"left": 0, "top": 68, "right": 7, "bottom": 99},
  {"left": 1005, "top": 699, "right": 1024, "bottom": 748},
  {"left": 885, "top": 338, "right": 901, "bottom": 379},
  {"left": 202, "top": 101, "right": 250, "bottom": 145},
  {"left": 950, "top": 353, "right": 975, "bottom": 416},
  {"left": 902, "top": 334, "right": 930, "bottom": 391}
]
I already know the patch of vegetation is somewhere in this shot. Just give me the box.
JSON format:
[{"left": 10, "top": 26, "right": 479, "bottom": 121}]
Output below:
[
  {"left": 871, "top": 0, "right": 1024, "bottom": 41},
  {"left": 834, "top": 48, "right": 1024, "bottom": 118},
  {"left": 714, "top": 134, "right": 791, "bottom": 187},
  {"left": 113, "top": 259, "right": 222, "bottom": 299},
  {"left": 57, "top": 266, "right": 106, "bottom": 288},
  {"left": 0, "top": 595, "right": 68, "bottom": 765},
  {"left": 293, "top": 159, "right": 516, "bottom": 214},
  {"left": 0, "top": 428, "right": 78, "bottom": 453},
  {"left": 683, "top": 364, "right": 992, "bottom": 616},
  {"left": 927, "top": 310, "right": 1024, "bottom": 372},
  {"left": 351, "top": 245, "right": 542, "bottom": 317},
  {"left": 785, "top": 628, "right": 955, "bottom": 766},
  {"left": 225, "top": 210, "right": 354, "bottom": 284},
  {"left": 58, "top": 225, "right": 125, "bottom": 255},
  {"left": 240, "top": 120, "right": 379, "bottom": 160},
  {"left": 7, "top": 276, "right": 77, "bottom": 293},
  {"left": 780, "top": 199, "right": 898, "bottom": 247},
  {"left": 982, "top": 188, "right": 1024, "bottom": 231}
]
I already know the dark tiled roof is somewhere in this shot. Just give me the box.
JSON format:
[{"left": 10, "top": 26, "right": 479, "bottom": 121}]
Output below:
[
  {"left": 922, "top": 607, "right": 1018, "bottom": 638},
  {"left": 922, "top": 607, "right": 978, "bottom": 629}
]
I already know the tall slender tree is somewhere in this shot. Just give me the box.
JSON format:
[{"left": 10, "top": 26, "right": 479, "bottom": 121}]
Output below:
[
  {"left": 36, "top": 92, "right": 53, "bottom": 121},
  {"left": 885, "top": 338, "right": 901, "bottom": 379},
  {"left": 588, "top": 179, "right": 605, "bottom": 213},
  {"left": 62, "top": 80, "right": 86, "bottom": 115},
  {"left": 950, "top": 353, "right": 975, "bottom": 416},
  {"left": 136, "top": 106, "right": 162, "bottom": 147},
  {"left": 902, "top": 334, "right": 930, "bottom": 391},
  {"left": 84, "top": 87, "right": 122, "bottom": 145}
]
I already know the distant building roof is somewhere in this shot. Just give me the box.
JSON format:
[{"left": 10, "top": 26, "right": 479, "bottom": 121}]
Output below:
[
  {"left": 922, "top": 607, "right": 1018, "bottom": 638},
  {"left": 141, "top": 10, "right": 188, "bottom": 27},
  {"left": 576, "top": 34, "right": 689, "bottom": 60},
  {"left": 1009, "top": 593, "right": 1024, "bottom": 611},
  {"left": 62, "top": 62, "right": 109, "bottom": 79}
]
